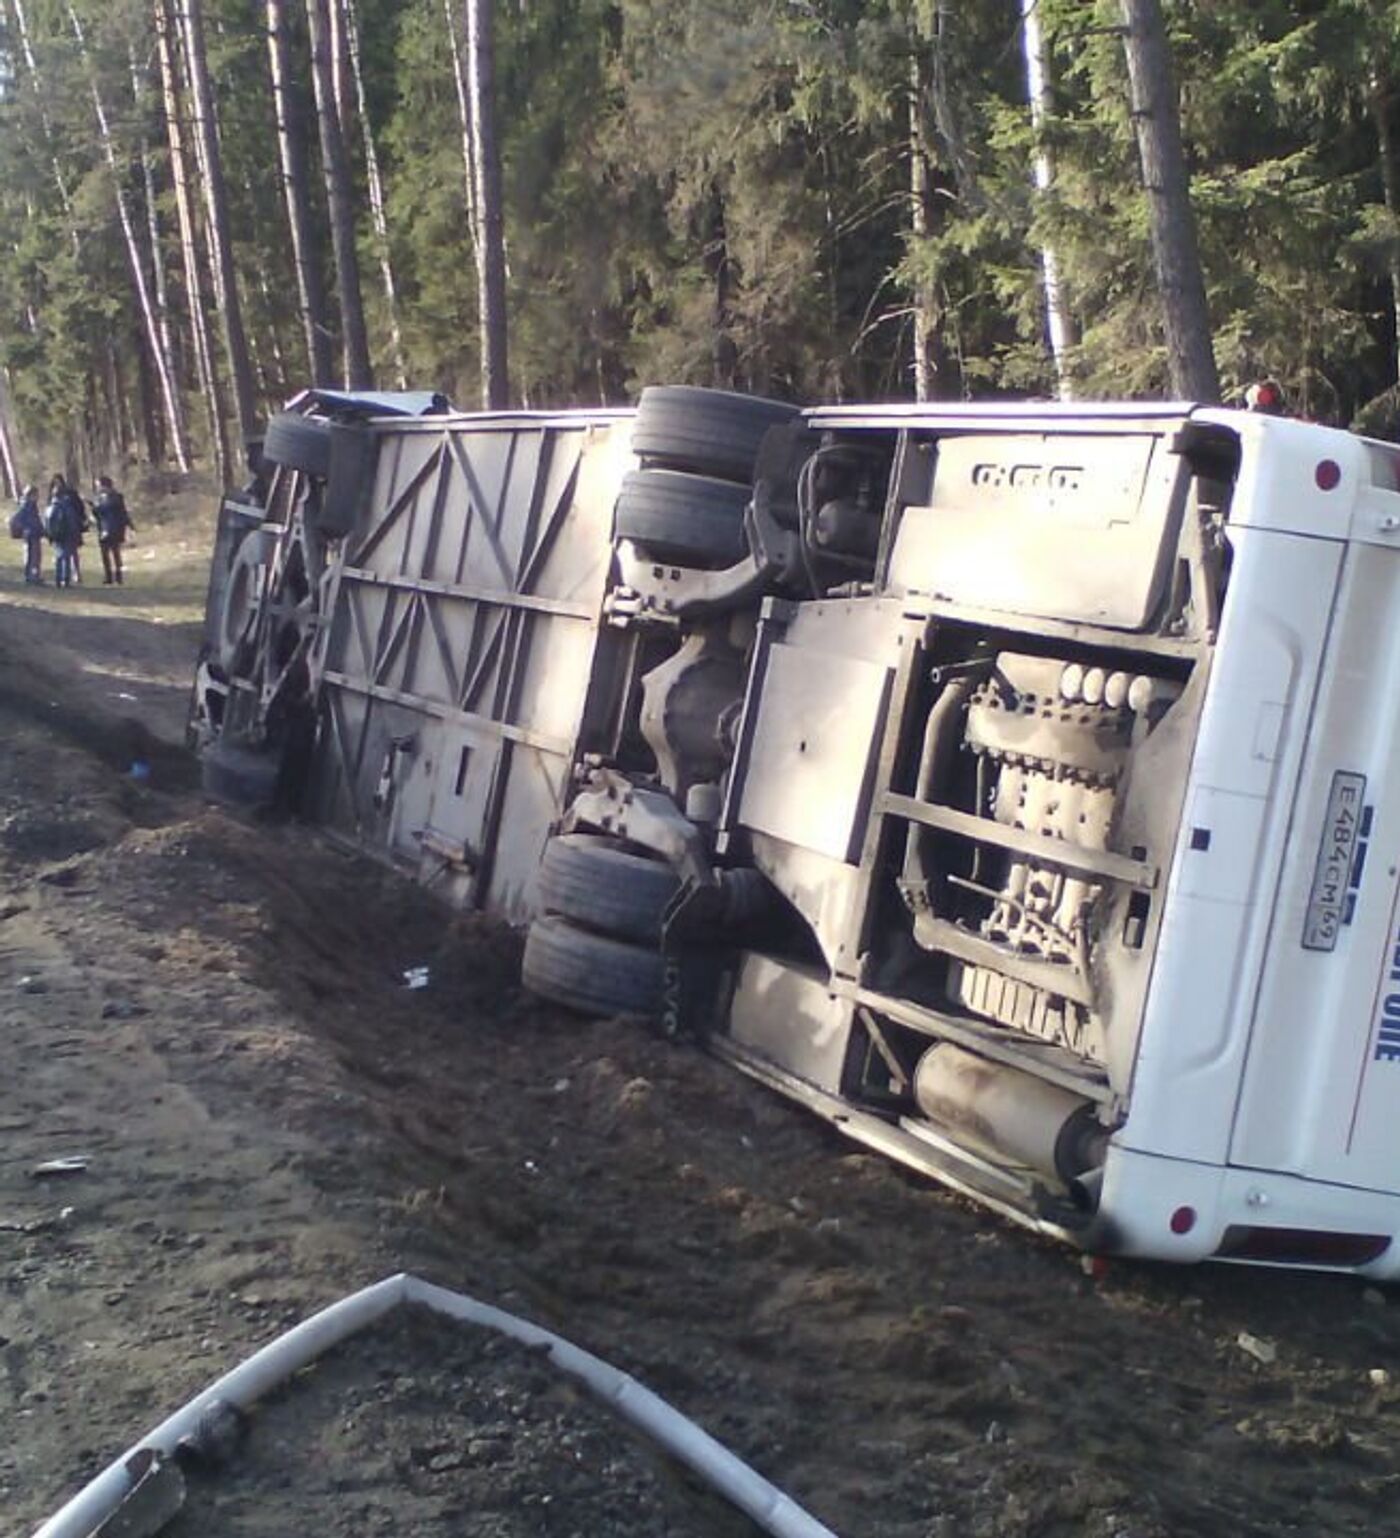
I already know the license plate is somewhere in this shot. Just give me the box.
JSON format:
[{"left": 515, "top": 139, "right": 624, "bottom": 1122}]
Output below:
[{"left": 1301, "top": 770, "right": 1367, "bottom": 951}]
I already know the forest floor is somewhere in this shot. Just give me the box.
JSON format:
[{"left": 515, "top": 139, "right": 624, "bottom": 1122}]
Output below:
[{"left": 5, "top": 485, "right": 1400, "bottom": 1538}]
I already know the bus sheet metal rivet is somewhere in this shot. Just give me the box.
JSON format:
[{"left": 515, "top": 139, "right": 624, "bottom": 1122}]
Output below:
[{"left": 1379, "top": 513, "right": 1400, "bottom": 534}]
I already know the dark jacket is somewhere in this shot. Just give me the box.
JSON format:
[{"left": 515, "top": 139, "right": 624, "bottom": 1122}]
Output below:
[
  {"left": 46, "top": 489, "right": 83, "bottom": 547},
  {"left": 94, "top": 489, "right": 132, "bottom": 544},
  {"left": 13, "top": 494, "right": 42, "bottom": 540}
]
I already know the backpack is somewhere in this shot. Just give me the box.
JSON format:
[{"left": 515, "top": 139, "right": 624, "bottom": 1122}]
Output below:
[
  {"left": 46, "top": 499, "right": 73, "bottom": 543},
  {"left": 9, "top": 508, "right": 24, "bottom": 540}
]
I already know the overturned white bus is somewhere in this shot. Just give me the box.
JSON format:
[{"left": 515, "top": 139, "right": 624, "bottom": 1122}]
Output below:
[{"left": 191, "top": 385, "right": 1400, "bottom": 1276}]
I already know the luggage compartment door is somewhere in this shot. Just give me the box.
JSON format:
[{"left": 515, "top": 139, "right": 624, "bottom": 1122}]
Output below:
[{"left": 310, "top": 417, "right": 627, "bottom": 919}]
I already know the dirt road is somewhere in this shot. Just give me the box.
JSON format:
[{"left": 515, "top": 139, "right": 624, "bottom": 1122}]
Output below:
[{"left": 5, "top": 492, "right": 1400, "bottom": 1537}]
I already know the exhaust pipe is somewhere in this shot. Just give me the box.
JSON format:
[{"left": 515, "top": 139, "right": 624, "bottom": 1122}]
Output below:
[{"left": 913, "top": 1044, "right": 1108, "bottom": 1189}]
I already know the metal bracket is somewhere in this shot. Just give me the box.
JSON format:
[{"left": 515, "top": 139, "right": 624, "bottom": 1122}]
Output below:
[
  {"left": 418, "top": 825, "right": 478, "bottom": 870},
  {"left": 856, "top": 1006, "right": 910, "bottom": 1094},
  {"left": 609, "top": 498, "right": 802, "bottom": 621},
  {"left": 560, "top": 768, "right": 715, "bottom": 889}
]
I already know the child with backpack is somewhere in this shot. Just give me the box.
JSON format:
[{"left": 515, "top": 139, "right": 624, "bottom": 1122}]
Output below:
[
  {"left": 46, "top": 474, "right": 83, "bottom": 589},
  {"left": 9, "top": 485, "right": 44, "bottom": 584},
  {"left": 93, "top": 476, "right": 134, "bottom": 585}
]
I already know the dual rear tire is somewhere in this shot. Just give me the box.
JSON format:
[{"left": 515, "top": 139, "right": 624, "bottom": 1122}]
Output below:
[
  {"left": 522, "top": 834, "right": 679, "bottom": 1017},
  {"left": 618, "top": 387, "right": 798, "bottom": 570}
]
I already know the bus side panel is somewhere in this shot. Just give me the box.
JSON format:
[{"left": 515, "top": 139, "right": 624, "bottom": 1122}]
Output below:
[
  {"left": 1119, "top": 528, "right": 1340, "bottom": 1166},
  {"left": 1230, "top": 544, "right": 1400, "bottom": 1187}
]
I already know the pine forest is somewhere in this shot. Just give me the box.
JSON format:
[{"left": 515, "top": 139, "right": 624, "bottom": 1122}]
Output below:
[{"left": 1, "top": 0, "right": 1399, "bottom": 489}]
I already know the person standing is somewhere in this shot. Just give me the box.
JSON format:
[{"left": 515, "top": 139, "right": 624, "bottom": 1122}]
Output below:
[
  {"left": 70, "top": 482, "right": 89, "bottom": 584},
  {"left": 93, "top": 476, "right": 134, "bottom": 585},
  {"left": 46, "top": 474, "right": 82, "bottom": 589},
  {"left": 11, "top": 485, "right": 44, "bottom": 584}
]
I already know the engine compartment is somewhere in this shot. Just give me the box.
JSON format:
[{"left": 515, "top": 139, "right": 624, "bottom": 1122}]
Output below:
[{"left": 613, "top": 413, "right": 1234, "bottom": 1215}]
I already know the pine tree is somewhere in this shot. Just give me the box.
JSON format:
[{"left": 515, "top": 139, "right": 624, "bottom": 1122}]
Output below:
[
  {"left": 307, "top": 0, "right": 373, "bottom": 386},
  {"left": 269, "top": 0, "right": 334, "bottom": 384},
  {"left": 464, "top": 0, "right": 508, "bottom": 407},
  {"left": 179, "top": 0, "right": 260, "bottom": 448},
  {"left": 1119, "top": 0, "right": 1219, "bottom": 400}
]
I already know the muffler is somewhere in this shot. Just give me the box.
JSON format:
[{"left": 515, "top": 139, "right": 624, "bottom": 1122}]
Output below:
[{"left": 912, "top": 1044, "right": 1107, "bottom": 1187}]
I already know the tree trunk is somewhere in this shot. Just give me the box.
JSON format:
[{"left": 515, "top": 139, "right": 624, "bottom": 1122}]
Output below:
[
  {"left": 1020, "top": 0, "right": 1074, "bottom": 400},
  {"left": 80, "top": 374, "right": 98, "bottom": 485},
  {"left": 0, "top": 367, "right": 19, "bottom": 499},
  {"left": 131, "top": 41, "right": 180, "bottom": 421},
  {"left": 344, "top": 0, "right": 408, "bottom": 387},
  {"left": 705, "top": 185, "right": 738, "bottom": 389},
  {"left": 909, "top": 48, "right": 940, "bottom": 402},
  {"left": 307, "top": 0, "right": 374, "bottom": 387},
  {"left": 818, "top": 145, "right": 844, "bottom": 403},
  {"left": 1118, "top": 0, "right": 1219, "bottom": 401},
  {"left": 178, "top": 0, "right": 260, "bottom": 452},
  {"left": 465, "top": 0, "right": 508, "bottom": 408},
  {"left": 444, "top": 0, "right": 480, "bottom": 240},
  {"left": 268, "top": 0, "right": 334, "bottom": 384},
  {"left": 130, "top": 331, "right": 164, "bottom": 468},
  {"left": 68, "top": 2, "right": 191, "bottom": 471},
  {"left": 328, "top": 0, "right": 352, "bottom": 145},
  {"left": 110, "top": 336, "right": 141, "bottom": 462},
  {"left": 155, "top": 0, "right": 228, "bottom": 484},
  {"left": 254, "top": 264, "right": 288, "bottom": 393},
  {"left": 1369, "top": 61, "right": 1400, "bottom": 385}
]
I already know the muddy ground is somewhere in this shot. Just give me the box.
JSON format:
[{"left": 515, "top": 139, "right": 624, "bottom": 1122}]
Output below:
[{"left": 5, "top": 492, "right": 1400, "bottom": 1538}]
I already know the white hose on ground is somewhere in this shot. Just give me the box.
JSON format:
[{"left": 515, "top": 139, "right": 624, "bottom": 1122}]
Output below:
[
  {"left": 31, "top": 1275, "right": 406, "bottom": 1538},
  {"left": 32, "top": 1272, "right": 840, "bottom": 1538}
]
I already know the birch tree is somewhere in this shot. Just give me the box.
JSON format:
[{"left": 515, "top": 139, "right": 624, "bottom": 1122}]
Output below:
[
  {"left": 1020, "top": 0, "right": 1074, "bottom": 399},
  {"left": 908, "top": 48, "right": 940, "bottom": 401},
  {"left": 178, "top": 0, "right": 260, "bottom": 451},
  {"left": 67, "top": 3, "right": 190, "bottom": 470},
  {"left": 307, "top": 0, "right": 373, "bottom": 387},
  {"left": 130, "top": 41, "right": 179, "bottom": 427},
  {"left": 268, "top": 0, "right": 334, "bottom": 384},
  {"left": 0, "top": 367, "right": 19, "bottom": 498},
  {"left": 155, "top": 0, "right": 228, "bottom": 482},
  {"left": 344, "top": 0, "right": 408, "bottom": 387},
  {"left": 444, "top": 0, "right": 479, "bottom": 239},
  {"left": 328, "top": 0, "right": 352, "bottom": 144}
]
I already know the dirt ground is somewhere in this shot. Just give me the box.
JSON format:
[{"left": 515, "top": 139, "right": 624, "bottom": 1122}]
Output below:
[{"left": 6, "top": 488, "right": 1400, "bottom": 1538}]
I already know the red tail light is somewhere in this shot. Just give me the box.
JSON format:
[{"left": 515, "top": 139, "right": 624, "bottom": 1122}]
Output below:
[{"left": 1169, "top": 1205, "right": 1197, "bottom": 1235}]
